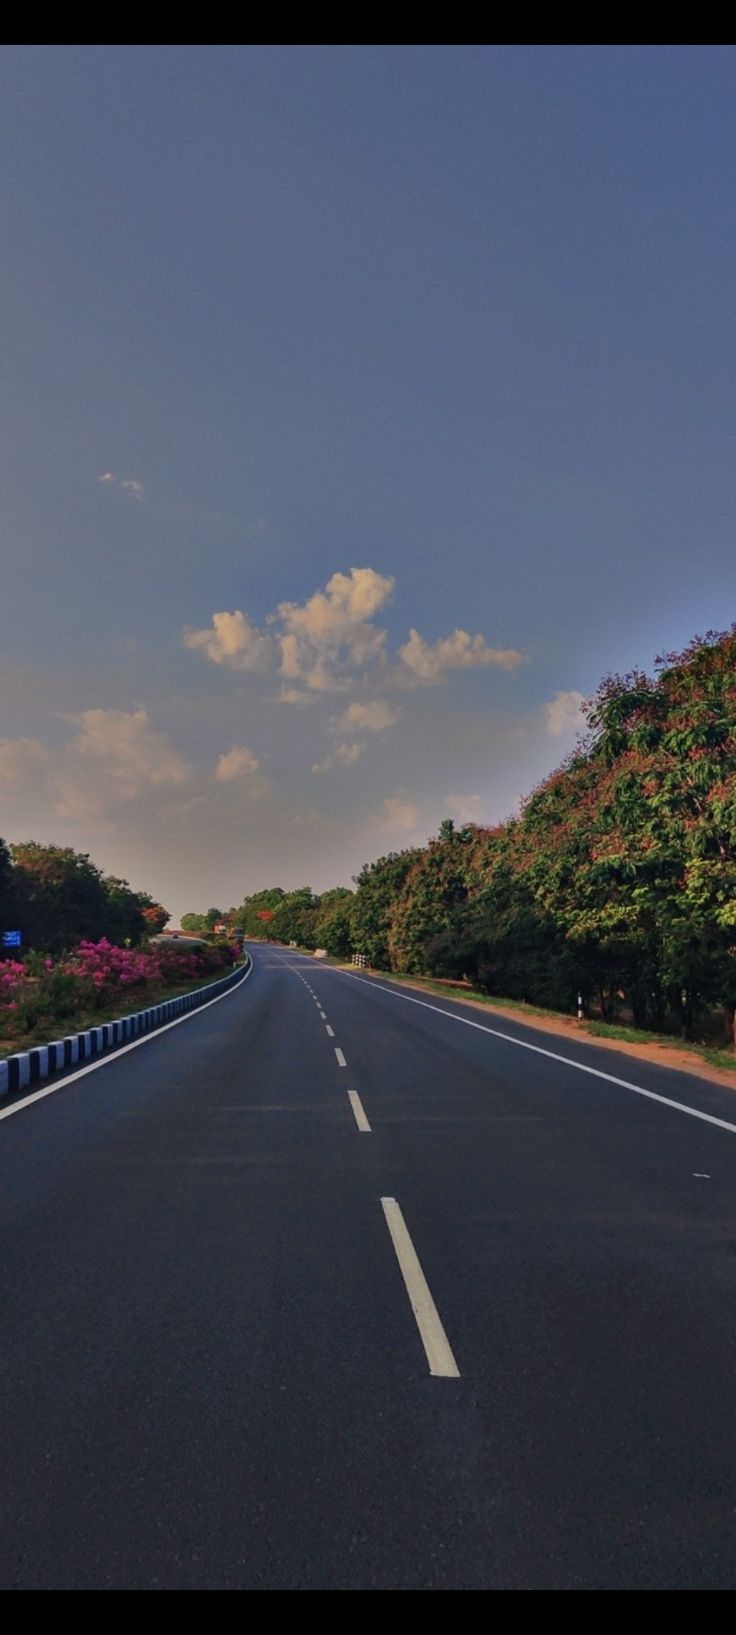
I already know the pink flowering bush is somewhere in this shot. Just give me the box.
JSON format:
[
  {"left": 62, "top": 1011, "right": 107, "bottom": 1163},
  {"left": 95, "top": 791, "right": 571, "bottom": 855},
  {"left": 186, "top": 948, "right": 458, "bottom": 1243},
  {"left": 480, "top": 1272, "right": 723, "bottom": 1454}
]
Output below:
[
  {"left": 0, "top": 936, "right": 236, "bottom": 1048},
  {"left": 0, "top": 961, "right": 25, "bottom": 999},
  {"left": 67, "top": 939, "right": 163, "bottom": 1001}
]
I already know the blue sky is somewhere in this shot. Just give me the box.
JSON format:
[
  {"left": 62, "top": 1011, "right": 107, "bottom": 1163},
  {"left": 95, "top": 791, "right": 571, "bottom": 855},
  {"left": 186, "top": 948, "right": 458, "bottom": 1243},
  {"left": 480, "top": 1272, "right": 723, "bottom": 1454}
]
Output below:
[{"left": 2, "top": 45, "right": 735, "bottom": 919}]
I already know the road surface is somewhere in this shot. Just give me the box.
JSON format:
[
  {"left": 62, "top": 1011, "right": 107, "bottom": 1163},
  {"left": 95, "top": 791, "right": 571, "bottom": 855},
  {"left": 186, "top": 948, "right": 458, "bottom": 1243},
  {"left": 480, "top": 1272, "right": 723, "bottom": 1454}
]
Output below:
[{"left": 2, "top": 943, "right": 736, "bottom": 1590}]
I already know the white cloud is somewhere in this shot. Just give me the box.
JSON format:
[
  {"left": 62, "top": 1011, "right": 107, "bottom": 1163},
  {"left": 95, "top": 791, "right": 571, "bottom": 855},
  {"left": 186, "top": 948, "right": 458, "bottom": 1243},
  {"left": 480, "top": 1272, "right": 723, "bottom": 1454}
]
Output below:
[
  {"left": 398, "top": 628, "right": 523, "bottom": 684},
  {"left": 312, "top": 741, "right": 367, "bottom": 773},
  {"left": 275, "top": 567, "right": 395, "bottom": 690},
  {"left": 444, "top": 794, "right": 482, "bottom": 824},
  {"left": 54, "top": 709, "right": 192, "bottom": 817},
  {"left": 544, "top": 689, "right": 586, "bottom": 737},
  {"left": 66, "top": 709, "right": 190, "bottom": 787},
  {"left": 331, "top": 699, "right": 398, "bottom": 735},
  {"left": 214, "top": 745, "right": 261, "bottom": 782},
  {"left": 367, "top": 792, "right": 420, "bottom": 835},
  {"left": 183, "top": 610, "right": 274, "bottom": 672},
  {"left": 98, "top": 472, "right": 146, "bottom": 500}
]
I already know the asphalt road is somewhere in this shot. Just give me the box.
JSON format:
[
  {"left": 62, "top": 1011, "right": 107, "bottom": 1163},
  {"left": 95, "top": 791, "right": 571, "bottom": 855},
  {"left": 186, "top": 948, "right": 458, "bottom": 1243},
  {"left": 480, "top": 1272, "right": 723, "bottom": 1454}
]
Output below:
[{"left": 2, "top": 944, "right": 736, "bottom": 1590}]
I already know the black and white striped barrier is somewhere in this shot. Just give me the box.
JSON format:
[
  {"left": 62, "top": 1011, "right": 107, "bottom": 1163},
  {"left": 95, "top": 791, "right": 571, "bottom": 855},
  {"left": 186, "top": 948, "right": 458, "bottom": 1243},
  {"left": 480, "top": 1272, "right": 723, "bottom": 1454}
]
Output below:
[{"left": 0, "top": 955, "right": 252, "bottom": 1098}]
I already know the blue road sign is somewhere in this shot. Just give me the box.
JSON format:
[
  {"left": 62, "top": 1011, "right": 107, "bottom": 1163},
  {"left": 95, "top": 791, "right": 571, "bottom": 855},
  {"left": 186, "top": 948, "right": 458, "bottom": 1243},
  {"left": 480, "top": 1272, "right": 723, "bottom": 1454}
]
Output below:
[{"left": 2, "top": 930, "right": 21, "bottom": 948}]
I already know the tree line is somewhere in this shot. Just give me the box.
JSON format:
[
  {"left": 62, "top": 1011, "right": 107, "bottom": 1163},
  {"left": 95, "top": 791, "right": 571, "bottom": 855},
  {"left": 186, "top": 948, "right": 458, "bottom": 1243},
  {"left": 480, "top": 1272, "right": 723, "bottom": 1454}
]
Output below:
[
  {"left": 213, "top": 629, "right": 736, "bottom": 1046},
  {"left": 0, "top": 842, "right": 169, "bottom": 952}
]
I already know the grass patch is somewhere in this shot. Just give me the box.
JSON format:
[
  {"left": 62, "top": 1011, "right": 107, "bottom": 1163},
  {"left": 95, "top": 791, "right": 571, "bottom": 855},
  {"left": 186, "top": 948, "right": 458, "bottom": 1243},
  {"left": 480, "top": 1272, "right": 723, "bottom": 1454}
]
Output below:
[{"left": 360, "top": 969, "right": 565, "bottom": 1022}]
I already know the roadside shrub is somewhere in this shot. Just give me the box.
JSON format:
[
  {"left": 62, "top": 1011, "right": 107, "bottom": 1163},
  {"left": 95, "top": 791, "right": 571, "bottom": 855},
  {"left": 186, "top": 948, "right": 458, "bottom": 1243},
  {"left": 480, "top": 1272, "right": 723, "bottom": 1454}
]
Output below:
[{"left": 0, "top": 934, "right": 236, "bottom": 1050}]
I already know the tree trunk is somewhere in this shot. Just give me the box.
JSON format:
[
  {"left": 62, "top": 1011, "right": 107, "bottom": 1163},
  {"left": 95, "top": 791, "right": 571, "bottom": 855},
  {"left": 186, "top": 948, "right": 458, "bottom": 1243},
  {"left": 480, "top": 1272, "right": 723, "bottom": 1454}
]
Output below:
[
  {"left": 680, "top": 989, "right": 694, "bottom": 1042},
  {"left": 723, "top": 1003, "right": 736, "bottom": 1049},
  {"left": 630, "top": 986, "right": 648, "bottom": 1030}
]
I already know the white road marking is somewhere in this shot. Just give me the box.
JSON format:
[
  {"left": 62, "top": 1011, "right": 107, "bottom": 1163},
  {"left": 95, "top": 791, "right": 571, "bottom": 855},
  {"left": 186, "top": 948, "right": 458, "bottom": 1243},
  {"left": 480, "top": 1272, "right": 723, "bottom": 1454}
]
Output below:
[
  {"left": 381, "top": 1198, "right": 460, "bottom": 1378},
  {"left": 694, "top": 1172, "right": 711, "bottom": 1178},
  {"left": 334, "top": 1047, "right": 347, "bottom": 1067},
  {"left": 319, "top": 1009, "right": 327, "bottom": 1018},
  {"left": 334, "top": 969, "right": 736, "bottom": 1139},
  {"left": 348, "top": 1089, "right": 371, "bottom": 1132},
  {"left": 0, "top": 961, "right": 254, "bottom": 1125},
  {"left": 325, "top": 1024, "right": 335, "bottom": 1037}
]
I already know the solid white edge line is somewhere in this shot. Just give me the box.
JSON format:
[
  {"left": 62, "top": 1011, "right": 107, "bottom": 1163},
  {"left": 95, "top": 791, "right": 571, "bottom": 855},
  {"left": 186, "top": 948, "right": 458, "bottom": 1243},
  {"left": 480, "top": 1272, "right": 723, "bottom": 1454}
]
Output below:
[
  {"left": 381, "top": 1197, "right": 460, "bottom": 1378},
  {"left": 347, "top": 1089, "right": 371, "bottom": 1132},
  {"left": 332, "top": 969, "right": 736, "bottom": 1138},
  {"left": 0, "top": 961, "right": 254, "bottom": 1124},
  {"left": 334, "top": 1046, "right": 347, "bottom": 1067}
]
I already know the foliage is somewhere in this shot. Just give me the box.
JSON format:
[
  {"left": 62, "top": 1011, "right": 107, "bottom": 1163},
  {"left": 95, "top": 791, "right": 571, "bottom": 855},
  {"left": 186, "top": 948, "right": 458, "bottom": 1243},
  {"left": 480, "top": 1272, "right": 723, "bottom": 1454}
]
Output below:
[
  {"left": 0, "top": 842, "right": 170, "bottom": 954},
  {"left": 349, "top": 850, "right": 422, "bottom": 968},
  {"left": 0, "top": 937, "right": 233, "bottom": 1049}
]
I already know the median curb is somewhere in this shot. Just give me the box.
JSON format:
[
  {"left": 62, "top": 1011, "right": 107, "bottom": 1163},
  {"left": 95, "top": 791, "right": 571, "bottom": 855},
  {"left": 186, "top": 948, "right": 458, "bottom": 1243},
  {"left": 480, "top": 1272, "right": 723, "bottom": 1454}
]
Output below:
[{"left": 0, "top": 955, "right": 252, "bottom": 1098}]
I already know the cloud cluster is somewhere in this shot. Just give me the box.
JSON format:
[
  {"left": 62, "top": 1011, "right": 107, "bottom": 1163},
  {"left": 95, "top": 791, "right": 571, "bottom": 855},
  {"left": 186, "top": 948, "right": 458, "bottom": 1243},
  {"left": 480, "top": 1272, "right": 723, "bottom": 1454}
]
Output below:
[
  {"left": 0, "top": 711, "right": 266, "bottom": 823},
  {"left": 183, "top": 567, "right": 527, "bottom": 788},
  {"left": 0, "top": 705, "right": 277, "bottom": 831},
  {"left": 184, "top": 567, "right": 522, "bottom": 706},
  {"left": 398, "top": 628, "right": 522, "bottom": 684}
]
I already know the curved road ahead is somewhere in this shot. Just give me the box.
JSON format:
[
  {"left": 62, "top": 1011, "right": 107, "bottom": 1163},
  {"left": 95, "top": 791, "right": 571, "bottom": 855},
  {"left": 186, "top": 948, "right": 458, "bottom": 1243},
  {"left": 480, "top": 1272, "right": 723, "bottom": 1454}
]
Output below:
[{"left": 2, "top": 944, "right": 736, "bottom": 1590}]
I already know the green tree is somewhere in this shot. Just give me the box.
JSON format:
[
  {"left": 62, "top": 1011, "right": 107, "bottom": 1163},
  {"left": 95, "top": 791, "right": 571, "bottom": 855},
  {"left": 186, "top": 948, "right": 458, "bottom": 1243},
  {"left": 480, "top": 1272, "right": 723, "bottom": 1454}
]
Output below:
[
  {"left": 236, "top": 888, "right": 286, "bottom": 938},
  {"left": 11, "top": 842, "right": 110, "bottom": 953},
  {"left": 350, "top": 850, "right": 422, "bottom": 968},
  {"left": 100, "top": 877, "right": 147, "bottom": 945},
  {"left": 315, "top": 888, "right": 354, "bottom": 958},
  {"left": 269, "top": 888, "right": 320, "bottom": 948},
  {"left": 181, "top": 912, "right": 209, "bottom": 934}
]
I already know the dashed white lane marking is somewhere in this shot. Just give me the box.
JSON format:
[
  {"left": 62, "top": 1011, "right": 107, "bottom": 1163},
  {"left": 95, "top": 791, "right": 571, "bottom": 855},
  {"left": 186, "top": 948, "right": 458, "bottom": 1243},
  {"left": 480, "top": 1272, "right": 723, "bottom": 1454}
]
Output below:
[
  {"left": 319, "top": 1009, "right": 327, "bottom": 1018},
  {"left": 348, "top": 1089, "right": 371, "bottom": 1132},
  {"left": 334, "top": 1047, "right": 347, "bottom": 1067},
  {"left": 334, "top": 969, "right": 736, "bottom": 1139},
  {"left": 381, "top": 1198, "right": 460, "bottom": 1378},
  {"left": 325, "top": 1024, "right": 335, "bottom": 1037}
]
